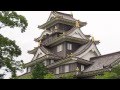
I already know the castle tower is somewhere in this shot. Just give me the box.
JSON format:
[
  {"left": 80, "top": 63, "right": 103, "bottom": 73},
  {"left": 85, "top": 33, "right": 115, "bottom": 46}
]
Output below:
[{"left": 25, "top": 11, "right": 101, "bottom": 77}]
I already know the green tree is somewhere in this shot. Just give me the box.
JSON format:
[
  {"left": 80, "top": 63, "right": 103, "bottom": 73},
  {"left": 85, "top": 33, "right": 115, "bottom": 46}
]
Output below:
[
  {"left": 95, "top": 65, "right": 120, "bottom": 79},
  {"left": 60, "top": 73, "right": 75, "bottom": 79},
  {"left": 0, "top": 11, "right": 28, "bottom": 33},
  {"left": 44, "top": 73, "right": 55, "bottom": 79},
  {"left": 111, "top": 65, "right": 120, "bottom": 76},
  {"left": 0, "top": 34, "right": 24, "bottom": 78},
  {"left": 95, "top": 72, "right": 117, "bottom": 79},
  {"left": 0, "top": 11, "right": 28, "bottom": 79},
  {"left": 32, "top": 63, "right": 48, "bottom": 79}
]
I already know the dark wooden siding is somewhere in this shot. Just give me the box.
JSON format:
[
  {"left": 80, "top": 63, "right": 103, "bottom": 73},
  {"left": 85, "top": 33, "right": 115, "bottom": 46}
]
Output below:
[
  {"left": 48, "top": 41, "right": 82, "bottom": 58},
  {"left": 47, "top": 23, "right": 73, "bottom": 32},
  {"left": 69, "top": 63, "right": 77, "bottom": 72},
  {"left": 58, "top": 23, "right": 73, "bottom": 32},
  {"left": 49, "top": 42, "right": 67, "bottom": 58},
  {"left": 42, "top": 33, "right": 59, "bottom": 45},
  {"left": 59, "top": 66, "right": 65, "bottom": 74},
  {"left": 66, "top": 41, "right": 82, "bottom": 55},
  {"left": 49, "top": 63, "right": 78, "bottom": 74}
]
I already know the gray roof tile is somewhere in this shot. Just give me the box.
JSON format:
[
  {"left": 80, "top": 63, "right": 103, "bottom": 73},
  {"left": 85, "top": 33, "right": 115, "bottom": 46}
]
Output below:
[
  {"left": 84, "top": 51, "right": 120, "bottom": 72},
  {"left": 73, "top": 41, "right": 93, "bottom": 56},
  {"left": 52, "top": 11, "right": 76, "bottom": 21}
]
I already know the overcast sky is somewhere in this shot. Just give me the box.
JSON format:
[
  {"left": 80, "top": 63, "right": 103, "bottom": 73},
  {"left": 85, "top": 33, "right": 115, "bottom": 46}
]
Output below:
[{"left": 1, "top": 11, "right": 120, "bottom": 78}]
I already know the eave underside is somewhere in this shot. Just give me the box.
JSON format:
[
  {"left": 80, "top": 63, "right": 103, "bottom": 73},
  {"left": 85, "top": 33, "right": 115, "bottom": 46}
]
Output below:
[
  {"left": 38, "top": 18, "right": 75, "bottom": 29},
  {"left": 43, "top": 35, "right": 89, "bottom": 47},
  {"left": 38, "top": 17, "right": 87, "bottom": 29}
]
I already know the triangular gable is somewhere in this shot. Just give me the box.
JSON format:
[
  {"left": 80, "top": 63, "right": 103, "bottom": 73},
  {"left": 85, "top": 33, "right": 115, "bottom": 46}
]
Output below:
[
  {"left": 68, "top": 28, "right": 87, "bottom": 39},
  {"left": 32, "top": 48, "right": 45, "bottom": 61},
  {"left": 47, "top": 11, "right": 56, "bottom": 22},
  {"left": 76, "top": 43, "right": 101, "bottom": 61}
]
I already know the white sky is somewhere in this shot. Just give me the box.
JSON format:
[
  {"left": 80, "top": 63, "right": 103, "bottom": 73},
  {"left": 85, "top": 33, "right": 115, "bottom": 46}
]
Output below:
[{"left": 1, "top": 11, "right": 120, "bottom": 78}]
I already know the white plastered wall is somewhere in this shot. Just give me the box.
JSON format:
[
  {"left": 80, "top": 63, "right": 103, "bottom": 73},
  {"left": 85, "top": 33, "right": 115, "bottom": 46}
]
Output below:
[
  {"left": 68, "top": 28, "right": 87, "bottom": 39},
  {"left": 76, "top": 43, "right": 101, "bottom": 61}
]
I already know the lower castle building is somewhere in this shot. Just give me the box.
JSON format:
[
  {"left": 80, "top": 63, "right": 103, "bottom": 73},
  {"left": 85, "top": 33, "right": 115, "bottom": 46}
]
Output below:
[{"left": 19, "top": 11, "right": 120, "bottom": 79}]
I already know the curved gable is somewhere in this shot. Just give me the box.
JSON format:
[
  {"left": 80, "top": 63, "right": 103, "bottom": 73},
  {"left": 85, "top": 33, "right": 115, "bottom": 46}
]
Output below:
[{"left": 76, "top": 43, "right": 101, "bottom": 61}]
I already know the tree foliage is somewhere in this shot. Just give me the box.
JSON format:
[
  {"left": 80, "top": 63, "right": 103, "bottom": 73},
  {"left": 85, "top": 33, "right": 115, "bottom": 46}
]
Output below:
[
  {"left": 60, "top": 73, "right": 75, "bottom": 79},
  {"left": 44, "top": 73, "right": 55, "bottom": 79},
  {"left": 0, "top": 11, "right": 28, "bottom": 79},
  {"left": 0, "top": 11, "right": 28, "bottom": 33},
  {"left": 111, "top": 65, "right": 120, "bottom": 76},
  {"left": 0, "top": 34, "right": 24, "bottom": 78},
  {"left": 32, "top": 63, "right": 48, "bottom": 79},
  {"left": 95, "top": 65, "right": 120, "bottom": 79},
  {"left": 95, "top": 72, "right": 117, "bottom": 79}
]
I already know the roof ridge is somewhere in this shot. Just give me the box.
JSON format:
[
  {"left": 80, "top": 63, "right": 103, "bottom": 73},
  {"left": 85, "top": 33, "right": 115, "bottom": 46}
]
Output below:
[
  {"left": 53, "top": 11, "right": 73, "bottom": 17},
  {"left": 74, "top": 40, "right": 92, "bottom": 56},
  {"left": 91, "top": 50, "right": 120, "bottom": 60},
  {"left": 40, "top": 45, "right": 51, "bottom": 54},
  {"left": 65, "top": 26, "right": 77, "bottom": 35}
]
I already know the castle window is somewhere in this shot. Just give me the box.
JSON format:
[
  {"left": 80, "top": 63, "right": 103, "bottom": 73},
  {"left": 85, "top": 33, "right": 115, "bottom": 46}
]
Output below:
[
  {"left": 57, "top": 44, "right": 63, "bottom": 52},
  {"left": 67, "top": 43, "right": 72, "bottom": 50},
  {"left": 43, "top": 60, "right": 47, "bottom": 66},
  {"left": 59, "top": 66, "right": 64, "bottom": 74},
  {"left": 51, "top": 60, "right": 54, "bottom": 64},
  {"left": 56, "top": 67, "right": 59, "bottom": 74},
  {"left": 65, "top": 65, "right": 69, "bottom": 73},
  {"left": 27, "top": 67, "right": 31, "bottom": 73},
  {"left": 81, "top": 65, "right": 84, "bottom": 71}
]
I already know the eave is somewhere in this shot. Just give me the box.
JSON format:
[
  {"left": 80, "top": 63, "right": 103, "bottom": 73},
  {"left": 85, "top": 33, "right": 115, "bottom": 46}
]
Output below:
[
  {"left": 42, "top": 35, "right": 89, "bottom": 47},
  {"left": 28, "top": 47, "right": 39, "bottom": 54},
  {"left": 73, "top": 40, "right": 93, "bottom": 56},
  {"left": 25, "top": 54, "right": 61, "bottom": 67},
  {"left": 47, "top": 57, "right": 73, "bottom": 69},
  {"left": 94, "top": 40, "right": 100, "bottom": 45},
  {"left": 38, "top": 17, "right": 87, "bottom": 29},
  {"left": 77, "top": 68, "right": 110, "bottom": 78},
  {"left": 77, "top": 58, "right": 93, "bottom": 65},
  {"left": 85, "top": 35, "right": 91, "bottom": 39},
  {"left": 38, "top": 17, "right": 75, "bottom": 29},
  {"left": 47, "top": 57, "right": 92, "bottom": 69}
]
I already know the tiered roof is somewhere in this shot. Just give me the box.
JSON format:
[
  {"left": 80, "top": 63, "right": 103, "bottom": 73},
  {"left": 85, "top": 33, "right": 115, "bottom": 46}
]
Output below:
[
  {"left": 84, "top": 51, "right": 120, "bottom": 72},
  {"left": 26, "top": 11, "right": 101, "bottom": 70},
  {"left": 38, "top": 11, "right": 87, "bottom": 29}
]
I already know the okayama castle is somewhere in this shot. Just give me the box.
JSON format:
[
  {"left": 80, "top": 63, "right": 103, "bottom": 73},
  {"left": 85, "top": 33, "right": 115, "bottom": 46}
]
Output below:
[{"left": 19, "top": 11, "right": 120, "bottom": 79}]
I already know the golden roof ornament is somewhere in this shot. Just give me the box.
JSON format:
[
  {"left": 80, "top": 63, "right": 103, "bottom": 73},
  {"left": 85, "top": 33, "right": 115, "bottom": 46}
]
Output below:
[
  {"left": 39, "top": 40, "right": 41, "bottom": 46},
  {"left": 76, "top": 67, "right": 80, "bottom": 71},
  {"left": 70, "top": 53, "right": 73, "bottom": 56},
  {"left": 75, "top": 20, "right": 80, "bottom": 28}
]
